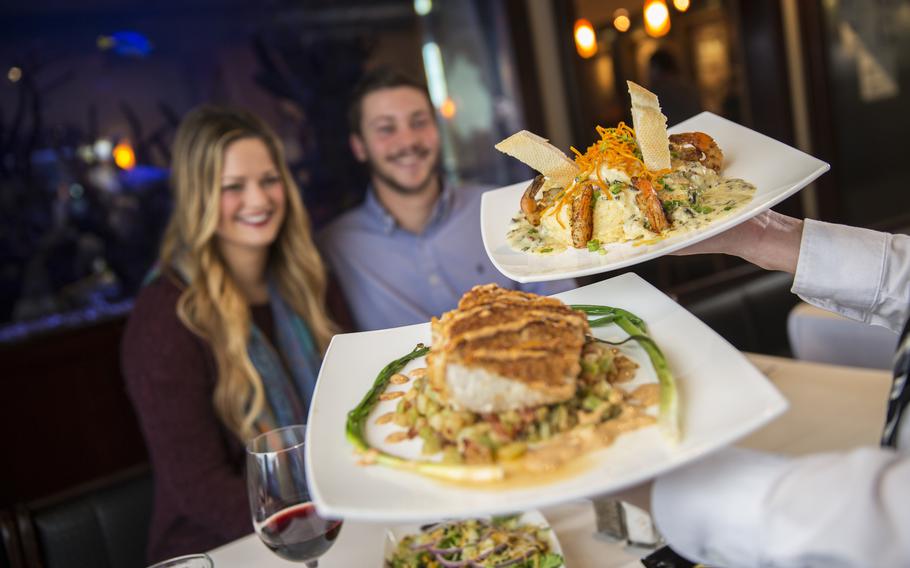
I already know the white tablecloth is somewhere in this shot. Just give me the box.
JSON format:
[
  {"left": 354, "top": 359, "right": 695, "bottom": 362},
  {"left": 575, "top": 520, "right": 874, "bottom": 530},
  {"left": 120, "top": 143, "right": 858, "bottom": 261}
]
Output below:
[{"left": 208, "top": 499, "right": 644, "bottom": 567}]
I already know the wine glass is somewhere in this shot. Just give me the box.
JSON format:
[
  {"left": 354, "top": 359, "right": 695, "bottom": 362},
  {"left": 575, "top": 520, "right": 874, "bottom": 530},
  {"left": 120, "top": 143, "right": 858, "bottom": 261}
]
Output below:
[
  {"left": 246, "top": 424, "right": 343, "bottom": 566},
  {"left": 146, "top": 553, "right": 213, "bottom": 568}
]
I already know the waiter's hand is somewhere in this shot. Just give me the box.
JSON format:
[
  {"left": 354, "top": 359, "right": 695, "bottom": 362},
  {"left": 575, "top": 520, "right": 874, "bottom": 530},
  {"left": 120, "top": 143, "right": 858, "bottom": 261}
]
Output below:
[{"left": 672, "top": 210, "right": 804, "bottom": 274}]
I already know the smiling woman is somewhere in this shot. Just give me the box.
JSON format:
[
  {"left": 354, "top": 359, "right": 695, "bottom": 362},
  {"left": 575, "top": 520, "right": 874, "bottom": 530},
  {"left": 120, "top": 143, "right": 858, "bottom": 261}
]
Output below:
[
  {"left": 216, "top": 138, "right": 288, "bottom": 303},
  {"left": 120, "top": 105, "right": 340, "bottom": 563}
]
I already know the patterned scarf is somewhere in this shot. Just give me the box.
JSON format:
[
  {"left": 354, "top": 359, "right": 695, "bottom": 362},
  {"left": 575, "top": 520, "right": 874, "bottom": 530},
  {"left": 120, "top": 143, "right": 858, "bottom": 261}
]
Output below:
[
  {"left": 146, "top": 266, "right": 321, "bottom": 436},
  {"left": 247, "top": 281, "right": 321, "bottom": 435},
  {"left": 883, "top": 313, "right": 910, "bottom": 448}
]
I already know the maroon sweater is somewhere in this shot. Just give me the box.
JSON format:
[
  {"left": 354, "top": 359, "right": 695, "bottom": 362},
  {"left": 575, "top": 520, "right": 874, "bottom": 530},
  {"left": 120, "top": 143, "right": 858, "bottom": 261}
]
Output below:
[{"left": 122, "top": 275, "right": 277, "bottom": 563}]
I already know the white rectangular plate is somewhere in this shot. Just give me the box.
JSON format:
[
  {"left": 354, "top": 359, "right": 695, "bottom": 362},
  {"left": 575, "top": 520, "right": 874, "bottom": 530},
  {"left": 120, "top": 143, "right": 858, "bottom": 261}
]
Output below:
[
  {"left": 382, "top": 510, "right": 563, "bottom": 567},
  {"left": 306, "top": 274, "right": 787, "bottom": 522},
  {"left": 481, "top": 112, "right": 830, "bottom": 282}
]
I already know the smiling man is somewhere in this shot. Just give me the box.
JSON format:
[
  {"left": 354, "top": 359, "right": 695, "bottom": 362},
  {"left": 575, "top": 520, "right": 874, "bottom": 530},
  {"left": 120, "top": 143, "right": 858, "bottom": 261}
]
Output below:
[{"left": 318, "top": 68, "right": 574, "bottom": 331}]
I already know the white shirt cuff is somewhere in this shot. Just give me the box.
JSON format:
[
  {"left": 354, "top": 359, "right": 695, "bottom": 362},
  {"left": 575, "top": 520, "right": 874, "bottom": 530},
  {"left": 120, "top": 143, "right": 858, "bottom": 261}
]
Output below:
[
  {"left": 792, "top": 219, "right": 889, "bottom": 324},
  {"left": 793, "top": 219, "right": 910, "bottom": 332}
]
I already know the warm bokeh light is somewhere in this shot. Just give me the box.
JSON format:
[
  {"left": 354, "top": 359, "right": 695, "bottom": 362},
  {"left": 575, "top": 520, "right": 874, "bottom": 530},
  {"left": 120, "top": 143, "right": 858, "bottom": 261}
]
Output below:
[
  {"left": 77, "top": 145, "right": 95, "bottom": 163},
  {"left": 644, "top": 0, "right": 671, "bottom": 38},
  {"left": 440, "top": 97, "right": 456, "bottom": 119},
  {"left": 574, "top": 18, "right": 598, "bottom": 58},
  {"left": 8, "top": 66, "right": 22, "bottom": 83},
  {"left": 613, "top": 9, "right": 631, "bottom": 32},
  {"left": 673, "top": 0, "right": 691, "bottom": 12},
  {"left": 97, "top": 35, "right": 114, "bottom": 50},
  {"left": 113, "top": 141, "right": 136, "bottom": 170}
]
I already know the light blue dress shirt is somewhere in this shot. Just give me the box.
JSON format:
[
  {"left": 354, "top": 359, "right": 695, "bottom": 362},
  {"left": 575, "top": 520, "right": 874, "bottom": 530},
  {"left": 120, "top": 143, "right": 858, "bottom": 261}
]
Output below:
[{"left": 317, "top": 183, "right": 576, "bottom": 331}]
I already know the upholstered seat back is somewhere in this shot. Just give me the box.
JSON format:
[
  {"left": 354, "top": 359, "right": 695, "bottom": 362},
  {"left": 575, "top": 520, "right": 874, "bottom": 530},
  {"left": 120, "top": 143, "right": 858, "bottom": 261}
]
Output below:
[
  {"left": 1, "top": 509, "right": 23, "bottom": 568},
  {"left": 18, "top": 470, "right": 152, "bottom": 568},
  {"left": 1, "top": 522, "right": 9, "bottom": 568}
]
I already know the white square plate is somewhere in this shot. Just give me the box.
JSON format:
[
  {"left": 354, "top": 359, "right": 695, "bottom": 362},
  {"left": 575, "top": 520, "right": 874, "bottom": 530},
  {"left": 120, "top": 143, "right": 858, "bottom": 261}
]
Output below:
[
  {"left": 382, "top": 510, "right": 563, "bottom": 567},
  {"left": 481, "top": 112, "right": 830, "bottom": 282},
  {"left": 306, "top": 273, "right": 788, "bottom": 522}
]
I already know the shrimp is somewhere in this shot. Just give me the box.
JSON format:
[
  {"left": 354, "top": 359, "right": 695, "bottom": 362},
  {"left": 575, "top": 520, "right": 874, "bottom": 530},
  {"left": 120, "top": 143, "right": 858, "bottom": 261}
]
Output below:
[
  {"left": 669, "top": 132, "right": 724, "bottom": 173},
  {"left": 520, "top": 175, "right": 545, "bottom": 226},
  {"left": 571, "top": 183, "right": 595, "bottom": 248},
  {"left": 521, "top": 175, "right": 566, "bottom": 226},
  {"left": 633, "top": 177, "right": 669, "bottom": 234}
]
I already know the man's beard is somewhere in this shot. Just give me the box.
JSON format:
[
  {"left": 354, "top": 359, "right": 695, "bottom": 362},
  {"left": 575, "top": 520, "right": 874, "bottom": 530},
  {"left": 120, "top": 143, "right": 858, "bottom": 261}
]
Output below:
[{"left": 367, "top": 143, "right": 440, "bottom": 196}]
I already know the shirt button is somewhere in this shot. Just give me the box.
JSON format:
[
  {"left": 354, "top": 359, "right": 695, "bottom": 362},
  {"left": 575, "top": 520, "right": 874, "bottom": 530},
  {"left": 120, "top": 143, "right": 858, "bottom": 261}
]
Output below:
[{"left": 428, "top": 274, "right": 441, "bottom": 286}]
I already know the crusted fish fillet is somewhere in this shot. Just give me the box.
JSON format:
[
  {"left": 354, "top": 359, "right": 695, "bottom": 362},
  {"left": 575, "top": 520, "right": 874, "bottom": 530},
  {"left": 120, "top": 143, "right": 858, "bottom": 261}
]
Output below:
[{"left": 428, "top": 284, "right": 589, "bottom": 413}]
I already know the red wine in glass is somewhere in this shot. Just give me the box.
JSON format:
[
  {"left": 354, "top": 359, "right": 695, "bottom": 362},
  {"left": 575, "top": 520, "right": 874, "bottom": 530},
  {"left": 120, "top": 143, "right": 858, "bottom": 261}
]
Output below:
[
  {"left": 247, "top": 425, "right": 344, "bottom": 567},
  {"left": 259, "top": 502, "right": 343, "bottom": 562}
]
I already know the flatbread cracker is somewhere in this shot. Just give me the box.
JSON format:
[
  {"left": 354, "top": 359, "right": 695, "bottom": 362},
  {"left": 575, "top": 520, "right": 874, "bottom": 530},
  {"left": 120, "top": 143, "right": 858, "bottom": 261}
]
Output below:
[
  {"left": 627, "top": 81, "right": 672, "bottom": 171},
  {"left": 495, "top": 130, "right": 578, "bottom": 187}
]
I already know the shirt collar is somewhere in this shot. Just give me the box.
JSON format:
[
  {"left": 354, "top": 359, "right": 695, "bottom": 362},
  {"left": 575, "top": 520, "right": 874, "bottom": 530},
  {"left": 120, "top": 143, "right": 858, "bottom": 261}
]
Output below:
[
  {"left": 363, "top": 180, "right": 454, "bottom": 235},
  {"left": 426, "top": 182, "right": 454, "bottom": 229},
  {"left": 363, "top": 185, "right": 397, "bottom": 234}
]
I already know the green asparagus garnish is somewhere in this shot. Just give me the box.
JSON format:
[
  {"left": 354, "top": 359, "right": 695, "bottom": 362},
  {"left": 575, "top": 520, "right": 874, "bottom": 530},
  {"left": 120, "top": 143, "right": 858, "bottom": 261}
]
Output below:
[
  {"left": 569, "top": 304, "right": 648, "bottom": 332},
  {"left": 572, "top": 305, "right": 680, "bottom": 443},
  {"left": 345, "top": 343, "right": 505, "bottom": 482},
  {"left": 346, "top": 343, "right": 428, "bottom": 451}
]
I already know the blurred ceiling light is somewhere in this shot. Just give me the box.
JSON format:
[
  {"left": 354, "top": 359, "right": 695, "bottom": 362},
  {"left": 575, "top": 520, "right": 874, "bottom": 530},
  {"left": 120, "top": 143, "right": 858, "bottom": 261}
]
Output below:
[
  {"left": 94, "top": 139, "right": 113, "bottom": 161},
  {"left": 440, "top": 97, "right": 457, "bottom": 119},
  {"left": 574, "top": 18, "right": 598, "bottom": 58},
  {"left": 113, "top": 140, "right": 136, "bottom": 170},
  {"left": 613, "top": 9, "right": 631, "bottom": 32},
  {"left": 673, "top": 0, "right": 691, "bottom": 12},
  {"left": 8, "top": 66, "right": 22, "bottom": 83},
  {"left": 421, "top": 41, "right": 448, "bottom": 109},
  {"left": 644, "top": 0, "right": 671, "bottom": 37},
  {"left": 413, "top": 0, "right": 432, "bottom": 16}
]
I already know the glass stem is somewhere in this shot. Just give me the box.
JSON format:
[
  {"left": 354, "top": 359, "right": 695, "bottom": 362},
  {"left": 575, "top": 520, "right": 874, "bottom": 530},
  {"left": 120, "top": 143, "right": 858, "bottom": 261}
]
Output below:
[{"left": 305, "top": 561, "right": 318, "bottom": 568}]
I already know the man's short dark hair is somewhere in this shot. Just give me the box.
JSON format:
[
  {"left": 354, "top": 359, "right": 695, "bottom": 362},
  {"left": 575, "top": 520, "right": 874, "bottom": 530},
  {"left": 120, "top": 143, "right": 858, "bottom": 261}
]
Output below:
[{"left": 347, "top": 67, "right": 432, "bottom": 135}]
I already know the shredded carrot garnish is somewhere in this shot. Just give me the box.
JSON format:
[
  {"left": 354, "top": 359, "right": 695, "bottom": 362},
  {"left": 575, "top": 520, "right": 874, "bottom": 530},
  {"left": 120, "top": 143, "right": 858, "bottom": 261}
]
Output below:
[
  {"left": 551, "top": 181, "right": 578, "bottom": 228},
  {"left": 541, "top": 122, "right": 671, "bottom": 223},
  {"left": 593, "top": 163, "right": 610, "bottom": 199},
  {"left": 574, "top": 122, "right": 670, "bottom": 185}
]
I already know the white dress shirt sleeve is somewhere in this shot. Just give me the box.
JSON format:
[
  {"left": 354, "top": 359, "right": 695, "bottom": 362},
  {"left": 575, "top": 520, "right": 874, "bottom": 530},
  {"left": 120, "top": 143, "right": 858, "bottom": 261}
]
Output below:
[
  {"left": 651, "top": 220, "right": 910, "bottom": 567},
  {"left": 793, "top": 219, "right": 910, "bottom": 333},
  {"left": 653, "top": 447, "right": 910, "bottom": 567}
]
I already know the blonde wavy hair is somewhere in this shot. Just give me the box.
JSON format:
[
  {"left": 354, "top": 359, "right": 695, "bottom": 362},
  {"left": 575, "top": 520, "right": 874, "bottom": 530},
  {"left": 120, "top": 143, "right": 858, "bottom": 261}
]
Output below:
[{"left": 159, "top": 105, "right": 335, "bottom": 441}]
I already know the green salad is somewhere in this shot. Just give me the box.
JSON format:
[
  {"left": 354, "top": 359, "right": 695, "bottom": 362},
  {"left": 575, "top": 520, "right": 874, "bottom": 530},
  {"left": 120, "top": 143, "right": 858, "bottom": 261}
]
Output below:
[{"left": 386, "top": 515, "right": 564, "bottom": 568}]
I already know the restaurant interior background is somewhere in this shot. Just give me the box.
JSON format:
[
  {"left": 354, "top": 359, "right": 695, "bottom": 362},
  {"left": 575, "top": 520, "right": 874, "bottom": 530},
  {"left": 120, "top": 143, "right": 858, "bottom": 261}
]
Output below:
[{"left": 1, "top": 0, "right": 909, "bottom": 564}]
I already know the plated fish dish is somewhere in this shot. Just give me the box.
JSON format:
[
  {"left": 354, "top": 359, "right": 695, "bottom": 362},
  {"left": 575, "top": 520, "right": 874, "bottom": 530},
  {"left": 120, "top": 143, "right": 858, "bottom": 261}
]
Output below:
[{"left": 346, "top": 284, "right": 678, "bottom": 484}]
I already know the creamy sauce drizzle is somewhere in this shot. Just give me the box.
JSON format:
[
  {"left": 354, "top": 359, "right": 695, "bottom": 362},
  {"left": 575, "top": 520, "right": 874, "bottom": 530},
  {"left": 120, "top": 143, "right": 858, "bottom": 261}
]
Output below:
[
  {"left": 506, "top": 216, "right": 568, "bottom": 255},
  {"left": 442, "top": 404, "right": 656, "bottom": 489},
  {"left": 507, "top": 166, "right": 756, "bottom": 255},
  {"left": 665, "top": 178, "right": 755, "bottom": 233},
  {"left": 627, "top": 383, "right": 660, "bottom": 406}
]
